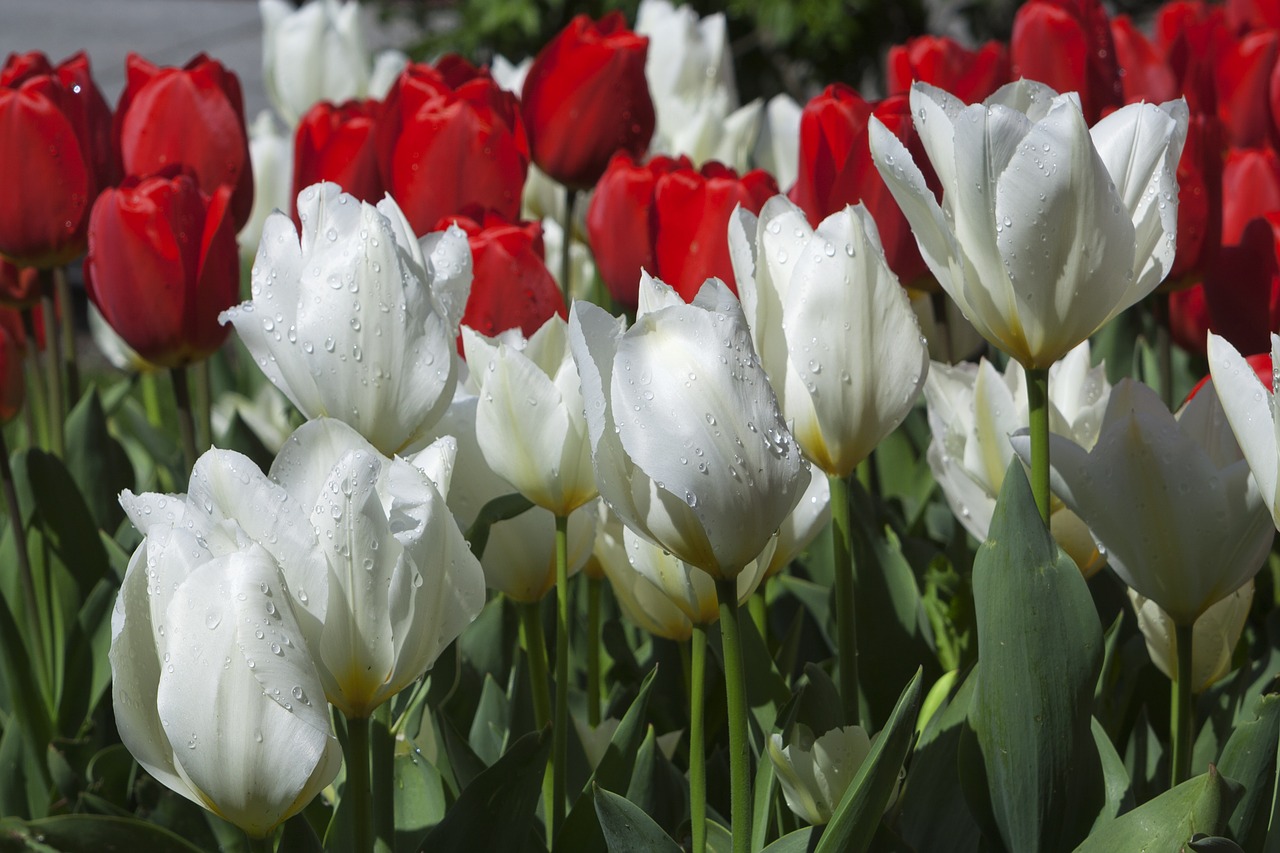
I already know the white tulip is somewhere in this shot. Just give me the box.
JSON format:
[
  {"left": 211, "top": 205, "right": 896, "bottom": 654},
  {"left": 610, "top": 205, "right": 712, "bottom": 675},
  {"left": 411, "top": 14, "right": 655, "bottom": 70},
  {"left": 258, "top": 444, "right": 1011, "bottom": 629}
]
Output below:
[
  {"left": 755, "top": 94, "right": 802, "bottom": 191},
  {"left": 223, "top": 182, "right": 470, "bottom": 457},
  {"left": 464, "top": 316, "right": 597, "bottom": 516},
  {"left": 730, "top": 196, "right": 930, "bottom": 477},
  {"left": 569, "top": 272, "right": 810, "bottom": 580},
  {"left": 870, "top": 80, "right": 1188, "bottom": 368},
  {"left": 239, "top": 110, "right": 294, "bottom": 265},
  {"left": 1207, "top": 332, "right": 1280, "bottom": 529},
  {"left": 368, "top": 49, "right": 408, "bottom": 100},
  {"left": 112, "top": 494, "right": 341, "bottom": 837},
  {"left": 636, "top": 0, "right": 760, "bottom": 168},
  {"left": 768, "top": 724, "right": 897, "bottom": 826},
  {"left": 260, "top": 0, "right": 370, "bottom": 125},
  {"left": 1011, "top": 379, "right": 1274, "bottom": 625},
  {"left": 924, "top": 341, "right": 1109, "bottom": 575},
  {"left": 422, "top": 391, "right": 597, "bottom": 602},
  {"left": 763, "top": 472, "right": 831, "bottom": 579},
  {"left": 1129, "top": 582, "right": 1254, "bottom": 694}
]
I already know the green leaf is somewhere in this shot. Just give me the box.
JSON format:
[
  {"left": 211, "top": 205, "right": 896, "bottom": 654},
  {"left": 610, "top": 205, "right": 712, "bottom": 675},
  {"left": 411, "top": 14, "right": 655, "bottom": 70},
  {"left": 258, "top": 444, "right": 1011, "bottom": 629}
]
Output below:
[
  {"left": 0, "top": 815, "right": 205, "bottom": 852},
  {"left": 393, "top": 746, "right": 447, "bottom": 853},
  {"left": 1074, "top": 766, "right": 1242, "bottom": 852},
  {"left": 897, "top": 665, "right": 982, "bottom": 853},
  {"left": 813, "top": 669, "right": 922, "bottom": 853},
  {"left": 469, "top": 674, "right": 510, "bottom": 766},
  {"left": 965, "top": 462, "right": 1104, "bottom": 852},
  {"left": 554, "top": 667, "right": 658, "bottom": 853},
  {"left": 1217, "top": 692, "right": 1280, "bottom": 851},
  {"left": 64, "top": 389, "right": 134, "bottom": 533},
  {"left": 418, "top": 729, "right": 551, "bottom": 853},
  {"left": 1090, "top": 716, "right": 1133, "bottom": 832},
  {"left": 847, "top": 480, "right": 938, "bottom": 729},
  {"left": 760, "top": 827, "right": 817, "bottom": 852},
  {"left": 464, "top": 493, "right": 535, "bottom": 561},
  {"left": 593, "top": 787, "right": 682, "bottom": 853},
  {"left": 1188, "top": 837, "right": 1247, "bottom": 852}
]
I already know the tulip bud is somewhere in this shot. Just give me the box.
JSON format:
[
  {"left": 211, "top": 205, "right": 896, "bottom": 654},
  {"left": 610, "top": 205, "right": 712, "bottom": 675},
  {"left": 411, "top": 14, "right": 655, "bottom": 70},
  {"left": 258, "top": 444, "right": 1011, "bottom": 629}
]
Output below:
[
  {"left": 222, "top": 182, "right": 470, "bottom": 456},
  {"left": 292, "top": 98, "right": 383, "bottom": 212},
  {"left": 240, "top": 110, "right": 294, "bottom": 263},
  {"left": 260, "top": 0, "right": 370, "bottom": 125},
  {"left": 86, "top": 172, "right": 239, "bottom": 368},
  {"left": 569, "top": 273, "right": 810, "bottom": 580},
  {"left": 376, "top": 58, "right": 529, "bottom": 233},
  {"left": 886, "top": 36, "right": 1010, "bottom": 105},
  {"left": 521, "top": 12, "right": 656, "bottom": 190},
  {"left": 767, "top": 724, "right": 899, "bottom": 826},
  {"left": 113, "top": 488, "right": 342, "bottom": 838},
  {"left": 445, "top": 210, "right": 564, "bottom": 345},
  {"left": 116, "top": 53, "right": 254, "bottom": 231},
  {"left": 0, "top": 51, "right": 113, "bottom": 267},
  {"left": 730, "top": 198, "right": 930, "bottom": 477},
  {"left": 1129, "top": 582, "right": 1253, "bottom": 693}
]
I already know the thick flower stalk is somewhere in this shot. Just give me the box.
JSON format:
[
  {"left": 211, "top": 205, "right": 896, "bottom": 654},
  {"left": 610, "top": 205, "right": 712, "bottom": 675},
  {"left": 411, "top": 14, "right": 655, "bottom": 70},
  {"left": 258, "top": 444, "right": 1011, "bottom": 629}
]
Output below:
[
  {"left": 222, "top": 182, "right": 470, "bottom": 457},
  {"left": 111, "top": 491, "right": 342, "bottom": 839},
  {"left": 868, "top": 79, "right": 1188, "bottom": 370}
]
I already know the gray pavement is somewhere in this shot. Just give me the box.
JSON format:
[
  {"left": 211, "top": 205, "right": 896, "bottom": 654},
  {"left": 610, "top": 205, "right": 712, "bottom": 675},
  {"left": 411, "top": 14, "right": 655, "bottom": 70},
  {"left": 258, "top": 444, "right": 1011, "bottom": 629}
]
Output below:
[{"left": 0, "top": 0, "right": 418, "bottom": 120}]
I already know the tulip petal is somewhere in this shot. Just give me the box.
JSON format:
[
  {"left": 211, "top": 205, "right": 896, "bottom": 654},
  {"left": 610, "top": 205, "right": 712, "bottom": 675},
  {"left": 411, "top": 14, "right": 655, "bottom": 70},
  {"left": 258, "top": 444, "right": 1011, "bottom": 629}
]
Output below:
[
  {"left": 110, "top": 547, "right": 194, "bottom": 808},
  {"left": 157, "top": 548, "right": 337, "bottom": 837},
  {"left": 992, "top": 97, "right": 1133, "bottom": 366},
  {"left": 868, "top": 116, "right": 964, "bottom": 301},
  {"left": 569, "top": 301, "right": 632, "bottom": 516},
  {"left": 1208, "top": 332, "right": 1280, "bottom": 515}
]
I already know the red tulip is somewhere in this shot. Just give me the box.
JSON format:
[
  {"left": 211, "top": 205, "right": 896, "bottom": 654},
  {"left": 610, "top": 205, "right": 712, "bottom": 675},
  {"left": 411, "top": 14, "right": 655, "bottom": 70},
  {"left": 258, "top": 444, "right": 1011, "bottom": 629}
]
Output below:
[
  {"left": 1215, "top": 31, "right": 1280, "bottom": 149},
  {"left": 85, "top": 171, "right": 239, "bottom": 367},
  {"left": 1168, "top": 114, "right": 1224, "bottom": 285},
  {"left": 443, "top": 209, "right": 565, "bottom": 348},
  {"left": 115, "top": 53, "right": 254, "bottom": 231},
  {"left": 1169, "top": 284, "right": 1211, "bottom": 355},
  {"left": 1010, "top": 0, "right": 1123, "bottom": 123},
  {"left": 1222, "top": 147, "right": 1280, "bottom": 245},
  {"left": 293, "top": 98, "right": 383, "bottom": 213},
  {"left": 0, "top": 259, "right": 40, "bottom": 309},
  {"left": 1154, "top": 1, "right": 1231, "bottom": 113},
  {"left": 0, "top": 51, "right": 113, "bottom": 267},
  {"left": 885, "top": 36, "right": 1010, "bottom": 104},
  {"left": 652, "top": 162, "right": 777, "bottom": 301},
  {"left": 0, "top": 308, "right": 24, "bottom": 423},
  {"left": 1110, "top": 16, "right": 1178, "bottom": 104},
  {"left": 521, "top": 12, "right": 655, "bottom": 190},
  {"left": 586, "top": 152, "right": 688, "bottom": 311},
  {"left": 1203, "top": 214, "right": 1280, "bottom": 357},
  {"left": 788, "top": 86, "right": 931, "bottom": 287},
  {"left": 1227, "top": 0, "right": 1280, "bottom": 34},
  {"left": 377, "top": 57, "right": 528, "bottom": 235}
]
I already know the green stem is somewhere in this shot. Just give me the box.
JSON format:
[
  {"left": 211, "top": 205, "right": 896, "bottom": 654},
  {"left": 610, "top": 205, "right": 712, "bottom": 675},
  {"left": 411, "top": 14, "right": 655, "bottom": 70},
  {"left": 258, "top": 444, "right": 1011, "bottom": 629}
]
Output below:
[
  {"left": 520, "top": 601, "right": 552, "bottom": 729},
  {"left": 1171, "top": 623, "right": 1195, "bottom": 786},
  {"left": 829, "top": 473, "right": 859, "bottom": 727},
  {"left": 552, "top": 513, "right": 570, "bottom": 842},
  {"left": 587, "top": 575, "right": 602, "bottom": 727},
  {"left": 1026, "top": 368, "right": 1051, "bottom": 525},
  {"left": 716, "top": 577, "right": 751, "bottom": 853},
  {"left": 344, "top": 714, "right": 374, "bottom": 853},
  {"left": 20, "top": 327, "right": 46, "bottom": 450},
  {"left": 372, "top": 703, "right": 395, "bottom": 851},
  {"left": 53, "top": 268, "right": 78, "bottom": 404},
  {"left": 520, "top": 598, "right": 554, "bottom": 837},
  {"left": 560, "top": 187, "right": 577, "bottom": 306},
  {"left": 690, "top": 625, "right": 708, "bottom": 853},
  {"left": 39, "top": 282, "right": 63, "bottom": 456},
  {"left": 141, "top": 370, "right": 163, "bottom": 426},
  {"left": 169, "top": 367, "right": 199, "bottom": 479}
]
